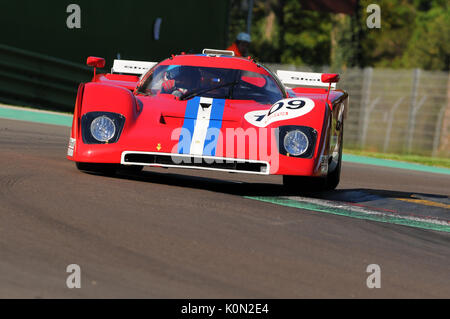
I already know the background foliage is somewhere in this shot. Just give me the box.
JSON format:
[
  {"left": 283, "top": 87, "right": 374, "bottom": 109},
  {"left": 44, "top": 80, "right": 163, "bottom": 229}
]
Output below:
[{"left": 228, "top": 0, "right": 449, "bottom": 71}]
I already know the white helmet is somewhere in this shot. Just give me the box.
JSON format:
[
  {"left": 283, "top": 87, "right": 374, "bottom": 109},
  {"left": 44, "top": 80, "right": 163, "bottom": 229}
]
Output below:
[{"left": 236, "top": 32, "right": 251, "bottom": 43}]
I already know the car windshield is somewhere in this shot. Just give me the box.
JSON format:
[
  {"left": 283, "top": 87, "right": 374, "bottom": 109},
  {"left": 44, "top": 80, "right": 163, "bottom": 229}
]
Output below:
[{"left": 137, "top": 64, "right": 284, "bottom": 104}]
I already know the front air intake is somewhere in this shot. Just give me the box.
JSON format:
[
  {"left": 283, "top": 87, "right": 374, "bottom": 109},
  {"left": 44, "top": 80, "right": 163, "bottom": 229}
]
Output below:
[{"left": 121, "top": 152, "right": 270, "bottom": 175}]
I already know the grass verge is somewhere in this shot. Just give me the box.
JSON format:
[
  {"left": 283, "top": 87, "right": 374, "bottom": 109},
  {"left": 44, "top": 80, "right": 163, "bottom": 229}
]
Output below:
[{"left": 343, "top": 149, "right": 450, "bottom": 169}]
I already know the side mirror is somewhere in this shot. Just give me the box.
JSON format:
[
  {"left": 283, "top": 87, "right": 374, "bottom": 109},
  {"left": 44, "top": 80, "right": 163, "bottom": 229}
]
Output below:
[
  {"left": 322, "top": 73, "right": 340, "bottom": 102},
  {"left": 321, "top": 73, "right": 340, "bottom": 84},
  {"left": 87, "top": 56, "right": 105, "bottom": 68},
  {"left": 86, "top": 57, "right": 105, "bottom": 79}
]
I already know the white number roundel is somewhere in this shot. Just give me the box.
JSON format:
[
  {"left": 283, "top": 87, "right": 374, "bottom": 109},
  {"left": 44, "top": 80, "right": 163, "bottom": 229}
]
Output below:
[{"left": 244, "top": 98, "right": 315, "bottom": 127}]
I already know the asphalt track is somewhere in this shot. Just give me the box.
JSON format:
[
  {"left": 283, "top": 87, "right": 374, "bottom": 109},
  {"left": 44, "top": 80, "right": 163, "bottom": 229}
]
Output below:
[{"left": 0, "top": 117, "right": 449, "bottom": 298}]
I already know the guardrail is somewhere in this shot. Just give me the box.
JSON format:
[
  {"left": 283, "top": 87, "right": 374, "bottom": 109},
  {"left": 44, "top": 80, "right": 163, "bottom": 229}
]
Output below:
[
  {"left": 267, "top": 64, "right": 450, "bottom": 158},
  {"left": 0, "top": 44, "right": 92, "bottom": 112}
]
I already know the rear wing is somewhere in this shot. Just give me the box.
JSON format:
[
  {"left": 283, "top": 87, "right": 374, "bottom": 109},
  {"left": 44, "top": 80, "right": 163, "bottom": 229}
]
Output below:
[
  {"left": 202, "top": 48, "right": 235, "bottom": 57},
  {"left": 277, "top": 70, "right": 337, "bottom": 89},
  {"left": 111, "top": 59, "right": 157, "bottom": 75}
]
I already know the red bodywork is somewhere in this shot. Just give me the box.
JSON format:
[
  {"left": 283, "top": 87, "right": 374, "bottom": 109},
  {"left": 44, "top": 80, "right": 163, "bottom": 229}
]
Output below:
[{"left": 68, "top": 54, "right": 348, "bottom": 177}]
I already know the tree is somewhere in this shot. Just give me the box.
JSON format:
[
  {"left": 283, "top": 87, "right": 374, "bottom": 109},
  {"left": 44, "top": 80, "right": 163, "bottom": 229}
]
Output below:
[
  {"left": 248, "top": 0, "right": 333, "bottom": 66},
  {"left": 401, "top": 5, "right": 449, "bottom": 70},
  {"left": 228, "top": 0, "right": 449, "bottom": 70}
]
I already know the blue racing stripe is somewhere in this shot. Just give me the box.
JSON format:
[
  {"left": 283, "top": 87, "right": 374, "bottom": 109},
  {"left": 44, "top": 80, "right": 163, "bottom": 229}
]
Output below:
[
  {"left": 178, "top": 97, "right": 200, "bottom": 154},
  {"left": 203, "top": 99, "right": 226, "bottom": 156}
]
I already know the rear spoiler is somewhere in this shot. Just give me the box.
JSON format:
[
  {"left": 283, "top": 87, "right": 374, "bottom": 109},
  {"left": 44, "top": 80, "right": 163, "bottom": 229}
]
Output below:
[
  {"left": 111, "top": 59, "right": 157, "bottom": 75},
  {"left": 277, "top": 70, "right": 337, "bottom": 89},
  {"left": 202, "top": 48, "right": 235, "bottom": 57}
]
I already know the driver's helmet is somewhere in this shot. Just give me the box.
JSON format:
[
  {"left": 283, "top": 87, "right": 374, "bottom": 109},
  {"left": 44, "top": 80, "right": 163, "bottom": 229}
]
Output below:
[{"left": 164, "top": 65, "right": 179, "bottom": 81}]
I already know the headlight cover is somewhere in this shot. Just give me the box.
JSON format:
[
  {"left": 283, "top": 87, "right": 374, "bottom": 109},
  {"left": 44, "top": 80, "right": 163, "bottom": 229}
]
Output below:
[
  {"left": 283, "top": 130, "right": 309, "bottom": 156},
  {"left": 90, "top": 116, "right": 116, "bottom": 142},
  {"left": 81, "top": 112, "right": 125, "bottom": 144},
  {"left": 278, "top": 126, "right": 317, "bottom": 158}
]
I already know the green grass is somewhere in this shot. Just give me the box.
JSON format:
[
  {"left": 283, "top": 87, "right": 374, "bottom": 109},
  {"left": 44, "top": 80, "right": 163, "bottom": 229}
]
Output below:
[
  {"left": 0, "top": 102, "right": 73, "bottom": 116},
  {"left": 343, "top": 149, "right": 450, "bottom": 169}
]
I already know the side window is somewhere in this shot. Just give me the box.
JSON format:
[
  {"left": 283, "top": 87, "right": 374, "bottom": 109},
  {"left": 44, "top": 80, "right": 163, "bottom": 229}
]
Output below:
[
  {"left": 147, "top": 66, "right": 167, "bottom": 94},
  {"left": 233, "top": 71, "right": 283, "bottom": 104},
  {"left": 140, "top": 65, "right": 169, "bottom": 95}
]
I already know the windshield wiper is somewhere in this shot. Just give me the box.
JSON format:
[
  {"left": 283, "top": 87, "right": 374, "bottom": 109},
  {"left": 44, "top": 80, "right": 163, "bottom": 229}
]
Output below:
[
  {"left": 180, "top": 81, "right": 239, "bottom": 101},
  {"left": 135, "top": 90, "right": 152, "bottom": 96}
]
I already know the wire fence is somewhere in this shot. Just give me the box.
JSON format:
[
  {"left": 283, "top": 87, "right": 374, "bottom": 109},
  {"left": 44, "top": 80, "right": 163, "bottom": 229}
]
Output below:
[{"left": 266, "top": 64, "right": 450, "bottom": 158}]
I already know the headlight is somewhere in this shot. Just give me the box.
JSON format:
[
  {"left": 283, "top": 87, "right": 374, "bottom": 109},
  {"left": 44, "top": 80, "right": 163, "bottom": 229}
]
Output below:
[
  {"left": 81, "top": 112, "right": 125, "bottom": 144},
  {"left": 90, "top": 116, "right": 116, "bottom": 142},
  {"left": 283, "top": 130, "right": 309, "bottom": 156}
]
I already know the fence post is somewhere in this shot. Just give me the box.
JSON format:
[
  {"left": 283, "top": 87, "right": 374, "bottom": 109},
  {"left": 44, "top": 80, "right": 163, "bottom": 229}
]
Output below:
[
  {"left": 406, "top": 68, "right": 421, "bottom": 153},
  {"left": 361, "top": 97, "right": 380, "bottom": 149},
  {"left": 436, "top": 73, "right": 450, "bottom": 156},
  {"left": 432, "top": 105, "right": 447, "bottom": 157},
  {"left": 383, "top": 96, "right": 405, "bottom": 153},
  {"left": 359, "top": 67, "right": 373, "bottom": 148}
]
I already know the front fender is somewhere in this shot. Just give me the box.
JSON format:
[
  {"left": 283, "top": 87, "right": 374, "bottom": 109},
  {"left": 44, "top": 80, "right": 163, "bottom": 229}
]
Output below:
[
  {"left": 67, "top": 83, "right": 140, "bottom": 162},
  {"left": 80, "top": 82, "right": 140, "bottom": 120}
]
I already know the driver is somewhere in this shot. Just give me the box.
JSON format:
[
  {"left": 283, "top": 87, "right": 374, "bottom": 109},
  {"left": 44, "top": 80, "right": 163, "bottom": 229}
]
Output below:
[{"left": 161, "top": 67, "right": 200, "bottom": 97}]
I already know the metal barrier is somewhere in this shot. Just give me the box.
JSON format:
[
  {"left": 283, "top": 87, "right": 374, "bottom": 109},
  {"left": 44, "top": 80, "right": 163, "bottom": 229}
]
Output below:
[
  {"left": 0, "top": 44, "right": 92, "bottom": 112},
  {"left": 267, "top": 64, "right": 450, "bottom": 158}
]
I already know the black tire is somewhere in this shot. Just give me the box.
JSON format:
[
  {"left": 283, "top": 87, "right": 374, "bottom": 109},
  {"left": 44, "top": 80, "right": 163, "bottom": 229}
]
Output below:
[
  {"left": 324, "top": 122, "right": 344, "bottom": 191},
  {"left": 282, "top": 175, "right": 327, "bottom": 192},
  {"left": 324, "top": 150, "right": 342, "bottom": 191},
  {"left": 118, "top": 164, "right": 144, "bottom": 173},
  {"left": 283, "top": 122, "right": 344, "bottom": 192},
  {"left": 75, "top": 162, "right": 119, "bottom": 176}
]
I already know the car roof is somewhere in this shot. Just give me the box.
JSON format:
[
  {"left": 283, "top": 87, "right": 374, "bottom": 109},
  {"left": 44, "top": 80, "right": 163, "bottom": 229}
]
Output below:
[{"left": 158, "top": 54, "right": 270, "bottom": 75}]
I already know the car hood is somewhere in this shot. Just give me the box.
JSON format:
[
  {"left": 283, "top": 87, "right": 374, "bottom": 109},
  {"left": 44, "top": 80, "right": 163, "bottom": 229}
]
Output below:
[{"left": 136, "top": 94, "right": 273, "bottom": 126}]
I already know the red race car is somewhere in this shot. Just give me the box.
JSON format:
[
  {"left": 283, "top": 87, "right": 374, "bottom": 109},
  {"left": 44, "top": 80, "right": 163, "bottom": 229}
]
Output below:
[{"left": 67, "top": 49, "right": 348, "bottom": 191}]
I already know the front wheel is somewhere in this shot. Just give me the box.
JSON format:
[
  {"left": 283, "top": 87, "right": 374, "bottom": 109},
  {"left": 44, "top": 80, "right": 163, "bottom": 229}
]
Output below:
[
  {"left": 283, "top": 123, "right": 344, "bottom": 192},
  {"left": 324, "top": 122, "right": 344, "bottom": 191},
  {"left": 282, "top": 175, "right": 327, "bottom": 192},
  {"left": 118, "top": 164, "right": 144, "bottom": 173},
  {"left": 75, "top": 162, "right": 119, "bottom": 176}
]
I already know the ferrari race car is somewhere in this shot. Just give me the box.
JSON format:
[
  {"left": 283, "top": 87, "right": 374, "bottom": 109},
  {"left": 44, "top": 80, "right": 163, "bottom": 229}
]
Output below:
[{"left": 67, "top": 49, "right": 348, "bottom": 191}]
